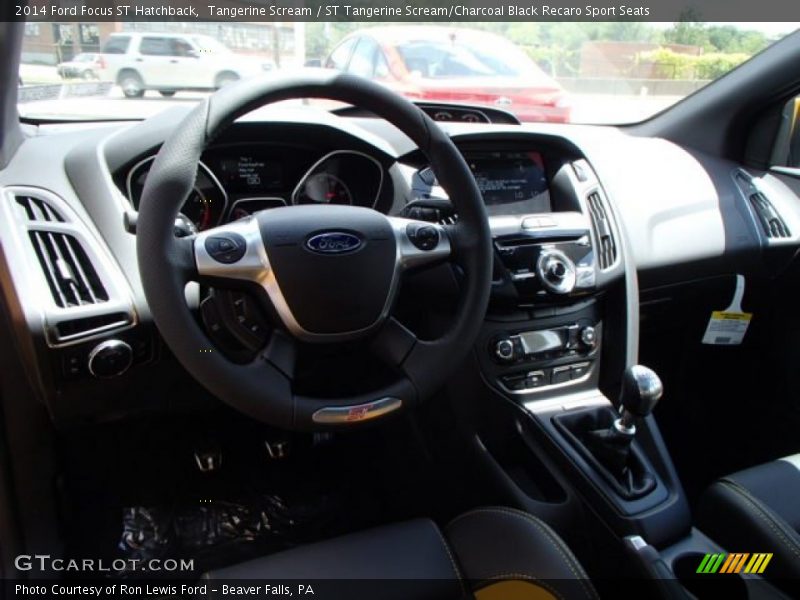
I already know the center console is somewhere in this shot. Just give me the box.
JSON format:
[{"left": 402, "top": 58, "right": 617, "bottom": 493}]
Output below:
[
  {"left": 437, "top": 138, "right": 787, "bottom": 597},
  {"left": 470, "top": 152, "right": 691, "bottom": 536}
]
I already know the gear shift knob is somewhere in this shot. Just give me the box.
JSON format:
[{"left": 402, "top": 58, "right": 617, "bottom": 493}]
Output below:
[{"left": 615, "top": 365, "right": 663, "bottom": 434}]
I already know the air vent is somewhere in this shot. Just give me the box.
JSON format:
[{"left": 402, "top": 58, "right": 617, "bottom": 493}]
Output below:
[
  {"left": 3, "top": 186, "right": 137, "bottom": 347},
  {"left": 55, "top": 313, "right": 130, "bottom": 339},
  {"left": 586, "top": 191, "right": 617, "bottom": 270},
  {"left": 749, "top": 192, "right": 790, "bottom": 239},
  {"left": 16, "top": 195, "right": 64, "bottom": 222},
  {"left": 28, "top": 230, "right": 109, "bottom": 308}
]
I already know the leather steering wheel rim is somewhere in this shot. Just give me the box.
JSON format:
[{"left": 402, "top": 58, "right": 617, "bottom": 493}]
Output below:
[{"left": 136, "top": 71, "right": 492, "bottom": 430}]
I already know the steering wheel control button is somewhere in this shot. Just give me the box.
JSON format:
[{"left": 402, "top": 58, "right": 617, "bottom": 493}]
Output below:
[
  {"left": 205, "top": 234, "right": 246, "bottom": 264},
  {"left": 536, "top": 249, "right": 577, "bottom": 294},
  {"left": 406, "top": 223, "right": 440, "bottom": 251},
  {"left": 87, "top": 339, "right": 133, "bottom": 378}
]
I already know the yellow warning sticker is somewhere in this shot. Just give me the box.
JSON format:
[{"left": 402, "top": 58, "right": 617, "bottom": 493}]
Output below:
[
  {"left": 702, "top": 311, "right": 752, "bottom": 345},
  {"left": 702, "top": 275, "right": 753, "bottom": 346},
  {"left": 711, "top": 311, "right": 752, "bottom": 321}
]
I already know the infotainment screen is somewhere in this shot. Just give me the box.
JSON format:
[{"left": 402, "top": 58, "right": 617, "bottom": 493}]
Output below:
[{"left": 465, "top": 151, "right": 549, "bottom": 215}]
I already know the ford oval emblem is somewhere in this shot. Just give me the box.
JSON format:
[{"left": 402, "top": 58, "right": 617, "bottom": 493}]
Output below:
[{"left": 306, "top": 232, "right": 363, "bottom": 254}]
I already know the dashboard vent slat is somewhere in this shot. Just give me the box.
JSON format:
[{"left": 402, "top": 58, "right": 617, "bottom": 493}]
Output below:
[
  {"left": 749, "top": 192, "right": 790, "bottom": 239},
  {"left": 28, "top": 231, "right": 109, "bottom": 308},
  {"left": 15, "top": 195, "right": 64, "bottom": 222},
  {"left": 586, "top": 192, "right": 617, "bottom": 270}
]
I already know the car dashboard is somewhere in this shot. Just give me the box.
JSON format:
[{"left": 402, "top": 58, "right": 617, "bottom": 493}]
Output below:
[{"left": 2, "top": 103, "right": 800, "bottom": 426}]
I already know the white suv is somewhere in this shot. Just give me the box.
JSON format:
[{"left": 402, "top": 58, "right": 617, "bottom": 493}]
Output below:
[{"left": 98, "top": 32, "right": 274, "bottom": 98}]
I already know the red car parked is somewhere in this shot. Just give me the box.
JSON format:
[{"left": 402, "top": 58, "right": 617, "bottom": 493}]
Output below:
[{"left": 324, "top": 26, "right": 571, "bottom": 123}]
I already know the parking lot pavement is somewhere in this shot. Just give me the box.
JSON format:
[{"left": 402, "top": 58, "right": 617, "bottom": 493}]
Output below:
[{"left": 17, "top": 81, "right": 682, "bottom": 124}]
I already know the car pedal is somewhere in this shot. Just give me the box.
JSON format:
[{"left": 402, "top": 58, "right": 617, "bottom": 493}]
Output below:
[
  {"left": 264, "top": 439, "right": 289, "bottom": 460},
  {"left": 194, "top": 449, "right": 222, "bottom": 473}
]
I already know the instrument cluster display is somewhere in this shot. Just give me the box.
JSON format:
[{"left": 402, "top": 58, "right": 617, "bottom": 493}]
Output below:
[{"left": 124, "top": 147, "right": 386, "bottom": 231}]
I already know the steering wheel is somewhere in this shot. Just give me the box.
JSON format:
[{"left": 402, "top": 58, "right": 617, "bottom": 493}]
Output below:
[{"left": 136, "top": 71, "right": 492, "bottom": 430}]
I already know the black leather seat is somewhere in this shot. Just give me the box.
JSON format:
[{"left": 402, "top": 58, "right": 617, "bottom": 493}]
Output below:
[
  {"left": 698, "top": 454, "right": 800, "bottom": 590},
  {"left": 204, "top": 507, "right": 599, "bottom": 600}
]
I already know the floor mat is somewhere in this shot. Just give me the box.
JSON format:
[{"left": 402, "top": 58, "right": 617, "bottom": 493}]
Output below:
[{"left": 57, "top": 412, "right": 397, "bottom": 578}]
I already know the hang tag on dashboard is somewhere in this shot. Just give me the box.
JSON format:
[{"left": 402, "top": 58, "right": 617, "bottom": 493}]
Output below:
[{"left": 702, "top": 275, "right": 752, "bottom": 346}]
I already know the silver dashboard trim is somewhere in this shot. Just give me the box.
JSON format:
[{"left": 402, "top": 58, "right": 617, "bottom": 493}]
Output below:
[
  {"left": 523, "top": 389, "right": 611, "bottom": 415},
  {"left": 125, "top": 155, "right": 229, "bottom": 226}
]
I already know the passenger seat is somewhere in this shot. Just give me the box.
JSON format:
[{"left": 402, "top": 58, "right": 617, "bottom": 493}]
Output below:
[{"left": 697, "top": 454, "right": 800, "bottom": 591}]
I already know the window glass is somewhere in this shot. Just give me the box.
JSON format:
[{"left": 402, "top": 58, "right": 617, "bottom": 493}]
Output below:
[
  {"left": 171, "top": 38, "right": 195, "bottom": 57},
  {"left": 139, "top": 37, "right": 171, "bottom": 57},
  {"left": 102, "top": 36, "right": 130, "bottom": 55}
]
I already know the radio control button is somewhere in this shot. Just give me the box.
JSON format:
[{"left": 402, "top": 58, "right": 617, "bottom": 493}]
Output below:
[
  {"left": 571, "top": 362, "right": 591, "bottom": 380},
  {"left": 501, "top": 374, "right": 526, "bottom": 391},
  {"left": 536, "top": 250, "right": 577, "bottom": 294},
  {"left": 580, "top": 326, "right": 597, "bottom": 348},
  {"left": 494, "top": 338, "right": 516, "bottom": 362},
  {"left": 525, "top": 370, "right": 547, "bottom": 388},
  {"left": 552, "top": 366, "right": 572, "bottom": 384}
]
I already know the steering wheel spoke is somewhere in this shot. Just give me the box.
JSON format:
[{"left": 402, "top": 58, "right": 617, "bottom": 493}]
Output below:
[
  {"left": 193, "top": 217, "right": 268, "bottom": 287},
  {"left": 370, "top": 316, "right": 418, "bottom": 369},
  {"left": 172, "top": 235, "right": 199, "bottom": 282},
  {"left": 260, "top": 329, "right": 297, "bottom": 381},
  {"left": 387, "top": 217, "right": 451, "bottom": 272}
]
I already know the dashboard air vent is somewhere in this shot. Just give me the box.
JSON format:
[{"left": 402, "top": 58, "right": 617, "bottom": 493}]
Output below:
[
  {"left": 3, "top": 186, "right": 137, "bottom": 346},
  {"left": 749, "top": 192, "right": 790, "bottom": 239},
  {"left": 28, "top": 230, "right": 109, "bottom": 308},
  {"left": 16, "top": 194, "right": 64, "bottom": 222},
  {"left": 587, "top": 192, "right": 617, "bottom": 270}
]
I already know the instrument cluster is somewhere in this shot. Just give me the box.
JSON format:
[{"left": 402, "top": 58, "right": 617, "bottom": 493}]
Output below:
[{"left": 125, "top": 147, "right": 386, "bottom": 232}]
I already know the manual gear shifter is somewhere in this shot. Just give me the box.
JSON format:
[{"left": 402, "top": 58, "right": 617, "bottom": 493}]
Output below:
[
  {"left": 614, "top": 365, "right": 664, "bottom": 436},
  {"left": 579, "top": 365, "right": 663, "bottom": 498}
]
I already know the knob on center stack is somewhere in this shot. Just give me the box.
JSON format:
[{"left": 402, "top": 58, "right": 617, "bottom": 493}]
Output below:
[{"left": 537, "top": 249, "right": 577, "bottom": 294}]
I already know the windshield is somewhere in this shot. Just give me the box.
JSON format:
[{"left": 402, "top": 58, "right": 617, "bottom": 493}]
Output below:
[{"left": 17, "top": 21, "right": 798, "bottom": 124}]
